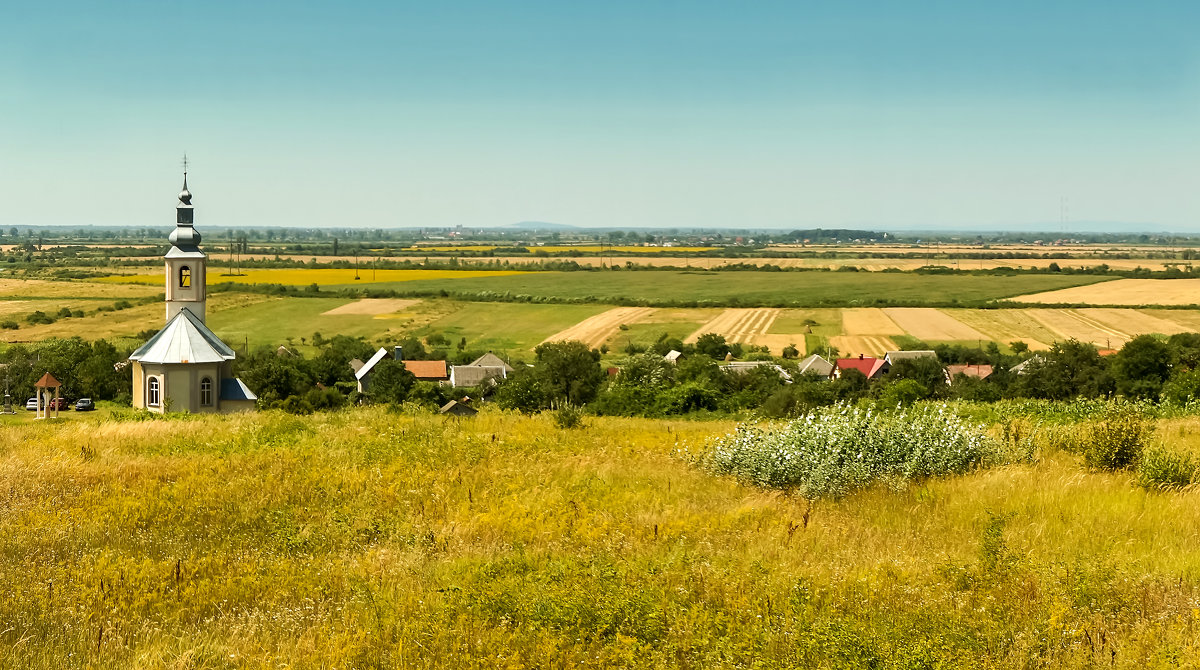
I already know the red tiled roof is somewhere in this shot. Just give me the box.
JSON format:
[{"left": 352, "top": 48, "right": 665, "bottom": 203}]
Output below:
[
  {"left": 835, "top": 357, "right": 887, "bottom": 378},
  {"left": 403, "top": 360, "right": 448, "bottom": 380},
  {"left": 947, "top": 364, "right": 993, "bottom": 380}
]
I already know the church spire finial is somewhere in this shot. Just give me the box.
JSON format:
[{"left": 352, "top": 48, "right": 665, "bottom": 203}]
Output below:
[{"left": 178, "top": 154, "right": 192, "bottom": 205}]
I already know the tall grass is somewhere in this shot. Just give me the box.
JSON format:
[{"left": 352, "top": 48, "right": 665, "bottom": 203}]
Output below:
[{"left": 1, "top": 409, "right": 1200, "bottom": 667}]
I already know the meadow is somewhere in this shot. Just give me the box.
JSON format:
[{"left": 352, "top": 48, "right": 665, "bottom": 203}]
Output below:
[
  {"left": 3, "top": 408, "right": 1200, "bottom": 668},
  {"left": 319, "top": 270, "right": 1108, "bottom": 307}
]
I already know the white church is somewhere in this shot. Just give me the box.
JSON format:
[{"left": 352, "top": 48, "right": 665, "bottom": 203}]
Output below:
[{"left": 128, "top": 173, "right": 257, "bottom": 413}]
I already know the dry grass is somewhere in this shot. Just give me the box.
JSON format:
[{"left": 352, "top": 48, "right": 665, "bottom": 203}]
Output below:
[{"left": 1, "top": 409, "right": 1200, "bottom": 666}]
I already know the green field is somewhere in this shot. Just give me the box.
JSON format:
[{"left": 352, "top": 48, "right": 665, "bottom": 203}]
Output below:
[
  {"left": 4, "top": 408, "right": 1200, "bottom": 667},
  {"left": 412, "top": 302, "right": 609, "bottom": 355},
  {"left": 331, "top": 270, "right": 1111, "bottom": 306}
]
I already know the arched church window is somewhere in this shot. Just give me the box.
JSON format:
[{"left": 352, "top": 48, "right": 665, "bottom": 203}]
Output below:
[
  {"left": 148, "top": 377, "right": 161, "bottom": 406},
  {"left": 200, "top": 377, "right": 213, "bottom": 406},
  {"left": 180, "top": 266, "right": 191, "bottom": 288}
]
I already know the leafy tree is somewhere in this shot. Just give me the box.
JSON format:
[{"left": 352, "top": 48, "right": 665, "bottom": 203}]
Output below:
[
  {"left": 1010, "top": 339, "right": 1114, "bottom": 400},
  {"left": 368, "top": 359, "right": 416, "bottom": 404},
  {"left": 531, "top": 340, "right": 604, "bottom": 406},
  {"left": 694, "top": 333, "right": 730, "bottom": 360},
  {"left": 1112, "top": 335, "right": 1172, "bottom": 399},
  {"left": 887, "top": 357, "right": 946, "bottom": 394}
]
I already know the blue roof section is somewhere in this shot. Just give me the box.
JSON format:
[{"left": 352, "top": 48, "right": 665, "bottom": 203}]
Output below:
[{"left": 220, "top": 377, "right": 257, "bottom": 401}]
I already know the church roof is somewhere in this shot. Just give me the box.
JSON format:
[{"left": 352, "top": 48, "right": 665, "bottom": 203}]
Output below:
[
  {"left": 220, "top": 378, "right": 257, "bottom": 401},
  {"left": 129, "top": 309, "right": 236, "bottom": 364}
]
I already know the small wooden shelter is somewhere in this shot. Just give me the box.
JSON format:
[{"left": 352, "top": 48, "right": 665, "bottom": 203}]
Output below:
[{"left": 34, "top": 372, "right": 62, "bottom": 420}]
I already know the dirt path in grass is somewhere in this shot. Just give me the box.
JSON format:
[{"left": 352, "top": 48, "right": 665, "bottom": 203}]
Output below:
[
  {"left": 321, "top": 298, "right": 421, "bottom": 316},
  {"left": 684, "top": 308, "right": 781, "bottom": 345},
  {"left": 542, "top": 307, "right": 655, "bottom": 349}
]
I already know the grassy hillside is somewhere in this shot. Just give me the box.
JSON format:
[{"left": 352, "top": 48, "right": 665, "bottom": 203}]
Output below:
[{"left": 3, "top": 409, "right": 1200, "bottom": 667}]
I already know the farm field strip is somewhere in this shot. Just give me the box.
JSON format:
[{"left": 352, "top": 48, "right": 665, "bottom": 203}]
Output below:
[
  {"left": 98, "top": 268, "right": 531, "bottom": 287},
  {"left": 684, "top": 308, "right": 780, "bottom": 344},
  {"left": 1086, "top": 308, "right": 1191, "bottom": 337},
  {"left": 830, "top": 335, "right": 897, "bottom": 357},
  {"left": 942, "top": 309, "right": 1054, "bottom": 350},
  {"left": 542, "top": 307, "right": 655, "bottom": 349},
  {"left": 841, "top": 308, "right": 904, "bottom": 336},
  {"left": 883, "top": 308, "right": 988, "bottom": 341},
  {"left": 1012, "top": 278, "right": 1200, "bottom": 306},
  {"left": 1027, "top": 309, "right": 1130, "bottom": 348}
]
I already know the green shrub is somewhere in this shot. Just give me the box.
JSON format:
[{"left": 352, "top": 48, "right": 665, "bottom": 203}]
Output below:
[
  {"left": 552, "top": 402, "right": 585, "bottom": 429},
  {"left": 699, "top": 403, "right": 998, "bottom": 498},
  {"left": 1083, "top": 406, "right": 1150, "bottom": 470},
  {"left": 0, "top": 320, "right": 17, "bottom": 330},
  {"left": 25, "top": 310, "right": 54, "bottom": 325},
  {"left": 1136, "top": 445, "right": 1196, "bottom": 490}
]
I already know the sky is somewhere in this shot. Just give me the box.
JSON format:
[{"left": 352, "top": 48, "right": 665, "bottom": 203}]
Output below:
[{"left": 2, "top": 2, "right": 1198, "bottom": 231}]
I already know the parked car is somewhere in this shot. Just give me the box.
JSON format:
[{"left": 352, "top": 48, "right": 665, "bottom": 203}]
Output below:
[
  {"left": 25, "top": 397, "right": 38, "bottom": 411},
  {"left": 48, "top": 397, "right": 69, "bottom": 411},
  {"left": 75, "top": 398, "right": 95, "bottom": 412}
]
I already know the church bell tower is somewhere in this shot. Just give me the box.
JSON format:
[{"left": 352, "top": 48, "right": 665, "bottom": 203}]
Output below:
[{"left": 164, "top": 167, "right": 207, "bottom": 323}]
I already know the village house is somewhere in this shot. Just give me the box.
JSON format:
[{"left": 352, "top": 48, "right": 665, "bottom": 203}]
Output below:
[
  {"left": 796, "top": 354, "right": 834, "bottom": 378},
  {"left": 354, "top": 346, "right": 449, "bottom": 392},
  {"left": 834, "top": 354, "right": 889, "bottom": 380},
  {"left": 449, "top": 352, "right": 514, "bottom": 388},
  {"left": 946, "top": 363, "right": 994, "bottom": 384}
]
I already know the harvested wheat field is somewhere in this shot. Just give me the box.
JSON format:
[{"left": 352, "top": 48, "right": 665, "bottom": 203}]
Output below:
[
  {"left": 684, "top": 308, "right": 780, "bottom": 344},
  {"left": 944, "top": 310, "right": 1054, "bottom": 350},
  {"left": 1012, "top": 278, "right": 1200, "bottom": 306},
  {"left": 830, "top": 335, "right": 896, "bottom": 358},
  {"left": 882, "top": 308, "right": 987, "bottom": 341},
  {"left": 321, "top": 298, "right": 421, "bottom": 316},
  {"left": 1027, "top": 309, "right": 1133, "bottom": 348},
  {"left": 840, "top": 308, "right": 905, "bottom": 336},
  {"left": 1084, "top": 308, "right": 1192, "bottom": 338},
  {"left": 542, "top": 306, "right": 654, "bottom": 349}
]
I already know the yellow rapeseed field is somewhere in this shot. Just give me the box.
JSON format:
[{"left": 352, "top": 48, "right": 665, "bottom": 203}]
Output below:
[{"left": 96, "top": 267, "right": 529, "bottom": 286}]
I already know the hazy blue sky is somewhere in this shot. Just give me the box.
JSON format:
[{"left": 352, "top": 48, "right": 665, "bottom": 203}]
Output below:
[{"left": 2, "top": 2, "right": 1198, "bottom": 230}]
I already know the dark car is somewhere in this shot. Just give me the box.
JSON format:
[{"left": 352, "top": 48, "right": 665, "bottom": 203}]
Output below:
[
  {"left": 25, "top": 397, "right": 38, "bottom": 411},
  {"left": 46, "top": 397, "right": 69, "bottom": 411},
  {"left": 75, "top": 398, "right": 95, "bottom": 412}
]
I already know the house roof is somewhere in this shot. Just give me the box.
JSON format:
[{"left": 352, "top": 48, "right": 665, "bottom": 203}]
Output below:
[
  {"left": 947, "top": 364, "right": 993, "bottom": 381},
  {"left": 355, "top": 348, "right": 390, "bottom": 380},
  {"left": 663, "top": 350, "right": 682, "bottom": 362},
  {"left": 220, "top": 377, "right": 258, "bottom": 401},
  {"left": 721, "top": 361, "right": 793, "bottom": 383},
  {"left": 404, "top": 360, "right": 448, "bottom": 380},
  {"left": 1011, "top": 355, "right": 1043, "bottom": 375},
  {"left": 468, "top": 352, "right": 514, "bottom": 373},
  {"left": 836, "top": 357, "right": 888, "bottom": 378},
  {"left": 451, "top": 365, "right": 507, "bottom": 387},
  {"left": 439, "top": 399, "right": 478, "bottom": 415},
  {"left": 885, "top": 350, "right": 938, "bottom": 363},
  {"left": 796, "top": 354, "right": 834, "bottom": 377},
  {"left": 129, "top": 309, "right": 236, "bottom": 364}
]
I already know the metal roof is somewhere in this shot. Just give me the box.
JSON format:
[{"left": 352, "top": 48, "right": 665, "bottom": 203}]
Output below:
[
  {"left": 220, "top": 378, "right": 258, "bottom": 401},
  {"left": 355, "top": 347, "right": 390, "bottom": 380},
  {"left": 128, "top": 309, "right": 236, "bottom": 364}
]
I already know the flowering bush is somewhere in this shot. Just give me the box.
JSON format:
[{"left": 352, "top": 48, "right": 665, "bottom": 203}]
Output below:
[{"left": 700, "top": 403, "right": 999, "bottom": 498}]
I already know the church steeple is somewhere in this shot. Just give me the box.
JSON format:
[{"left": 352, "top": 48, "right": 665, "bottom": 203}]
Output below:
[{"left": 164, "top": 159, "right": 207, "bottom": 323}]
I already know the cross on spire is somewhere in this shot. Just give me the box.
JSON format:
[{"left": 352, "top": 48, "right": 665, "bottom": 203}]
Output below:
[{"left": 180, "top": 153, "right": 189, "bottom": 176}]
